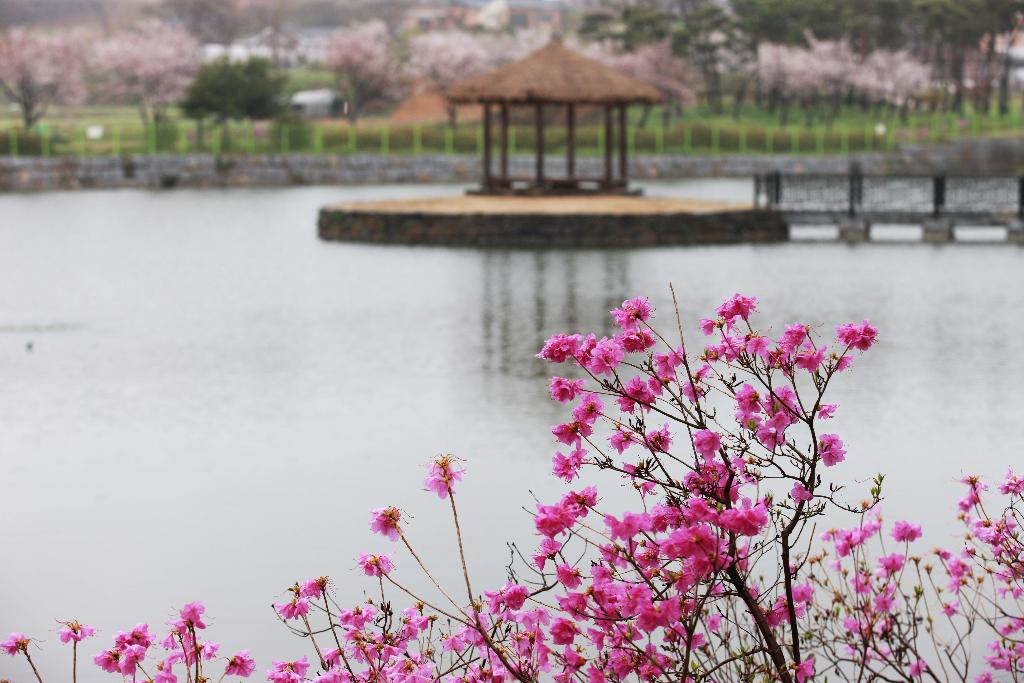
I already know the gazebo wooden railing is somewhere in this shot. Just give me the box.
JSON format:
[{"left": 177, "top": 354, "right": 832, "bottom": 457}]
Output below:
[{"left": 448, "top": 39, "right": 662, "bottom": 196}]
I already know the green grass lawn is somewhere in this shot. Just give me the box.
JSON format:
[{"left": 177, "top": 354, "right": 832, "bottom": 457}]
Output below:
[{"left": 2, "top": 100, "right": 1022, "bottom": 157}]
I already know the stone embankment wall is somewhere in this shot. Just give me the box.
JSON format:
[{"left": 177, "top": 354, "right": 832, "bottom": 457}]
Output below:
[
  {"left": 317, "top": 208, "right": 789, "bottom": 248},
  {"left": 3, "top": 138, "right": 1024, "bottom": 192}
]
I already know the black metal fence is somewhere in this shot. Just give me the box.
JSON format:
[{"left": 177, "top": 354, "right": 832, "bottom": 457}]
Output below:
[{"left": 755, "top": 169, "right": 1024, "bottom": 218}]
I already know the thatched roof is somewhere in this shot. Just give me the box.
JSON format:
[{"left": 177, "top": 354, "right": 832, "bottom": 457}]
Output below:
[{"left": 447, "top": 39, "right": 662, "bottom": 105}]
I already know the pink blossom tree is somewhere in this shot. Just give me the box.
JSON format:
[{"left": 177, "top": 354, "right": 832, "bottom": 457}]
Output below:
[
  {"left": 0, "top": 28, "right": 84, "bottom": 129},
  {"left": 325, "top": 20, "right": 402, "bottom": 124},
  {"left": 91, "top": 21, "right": 201, "bottom": 126},
  {"left": 584, "top": 39, "right": 694, "bottom": 123},
  {"left": 406, "top": 30, "right": 491, "bottom": 127}
]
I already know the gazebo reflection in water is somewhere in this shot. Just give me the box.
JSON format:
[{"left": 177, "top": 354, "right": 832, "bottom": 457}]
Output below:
[
  {"left": 448, "top": 38, "right": 661, "bottom": 196},
  {"left": 479, "top": 250, "right": 629, "bottom": 380}
]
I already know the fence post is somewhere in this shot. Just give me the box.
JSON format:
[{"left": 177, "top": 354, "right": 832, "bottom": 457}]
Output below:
[
  {"left": 444, "top": 127, "right": 454, "bottom": 154},
  {"left": 413, "top": 125, "right": 422, "bottom": 154},
  {"left": 1018, "top": 176, "right": 1024, "bottom": 219},
  {"left": 848, "top": 163, "right": 862, "bottom": 216},
  {"left": 932, "top": 175, "right": 945, "bottom": 218}
]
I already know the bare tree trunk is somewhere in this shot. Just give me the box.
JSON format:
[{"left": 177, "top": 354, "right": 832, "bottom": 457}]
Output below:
[
  {"left": 999, "top": 30, "right": 1017, "bottom": 115},
  {"left": 952, "top": 47, "right": 966, "bottom": 114}
]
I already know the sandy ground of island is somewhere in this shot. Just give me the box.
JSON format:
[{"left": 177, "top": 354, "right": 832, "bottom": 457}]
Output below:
[{"left": 330, "top": 195, "right": 751, "bottom": 215}]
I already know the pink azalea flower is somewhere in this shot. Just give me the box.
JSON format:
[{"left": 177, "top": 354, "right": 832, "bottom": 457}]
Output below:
[
  {"left": 58, "top": 620, "right": 95, "bottom": 644},
  {"left": 878, "top": 552, "right": 906, "bottom": 576},
  {"left": 999, "top": 468, "right": 1024, "bottom": 495},
  {"left": 716, "top": 293, "right": 758, "bottom": 323},
  {"left": 537, "top": 334, "right": 581, "bottom": 363},
  {"left": 549, "top": 376, "right": 584, "bottom": 403},
  {"left": 572, "top": 393, "right": 603, "bottom": 425},
  {"left": 836, "top": 320, "right": 878, "bottom": 351},
  {"left": 818, "top": 434, "right": 846, "bottom": 466},
  {"left": 275, "top": 596, "right": 310, "bottom": 621},
  {"left": 1, "top": 632, "right": 29, "bottom": 655},
  {"left": 816, "top": 403, "right": 837, "bottom": 420},
  {"left": 779, "top": 324, "right": 809, "bottom": 352},
  {"left": 609, "top": 427, "right": 635, "bottom": 454},
  {"left": 154, "top": 659, "right": 178, "bottom": 683},
  {"left": 794, "top": 345, "right": 826, "bottom": 372},
  {"left": 556, "top": 563, "right": 582, "bottom": 589},
  {"left": 644, "top": 425, "right": 672, "bottom": 453},
  {"left": 424, "top": 454, "right": 464, "bottom": 499},
  {"left": 94, "top": 648, "right": 122, "bottom": 673},
  {"left": 794, "top": 656, "right": 815, "bottom": 682},
  {"left": 585, "top": 337, "right": 624, "bottom": 376},
  {"left": 610, "top": 296, "right": 653, "bottom": 332},
  {"left": 791, "top": 482, "right": 814, "bottom": 503},
  {"left": 369, "top": 506, "right": 402, "bottom": 540},
  {"left": 179, "top": 601, "right": 205, "bottom": 629},
  {"left": 358, "top": 553, "right": 394, "bottom": 577},
  {"left": 267, "top": 655, "right": 309, "bottom": 683},
  {"left": 718, "top": 499, "right": 769, "bottom": 536},
  {"left": 552, "top": 448, "right": 585, "bottom": 482},
  {"left": 225, "top": 650, "right": 256, "bottom": 677},
  {"left": 692, "top": 429, "right": 721, "bottom": 458},
  {"left": 300, "top": 576, "right": 329, "bottom": 599},
  {"left": 892, "top": 520, "right": 923, "bottom": 543}
]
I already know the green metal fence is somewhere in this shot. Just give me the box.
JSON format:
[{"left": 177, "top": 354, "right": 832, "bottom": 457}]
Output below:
[{"left": 0, "top": 114, "right": 1016, "bottom": 158}]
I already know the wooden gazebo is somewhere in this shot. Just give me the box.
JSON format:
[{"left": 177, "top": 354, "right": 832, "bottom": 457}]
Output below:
[{"left": 447, "top": 38, "right": 661, "bottom": 195}]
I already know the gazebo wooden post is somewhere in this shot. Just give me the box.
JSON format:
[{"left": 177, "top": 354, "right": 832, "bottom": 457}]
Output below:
[
  {"left": 566, "top": 103, "right": 576, "bottom": 183},
  {"left": 535, "top": 102, "right": 545, "bottom": 190},
  {"left": 603, "top": 104, "right": 613, "bottom": 191},
  {"left": 500, "top": 103, "right": 509, "bottom": 186},
  {"left": 618, "top": 103, "right": 628, "bottom": 189},
  {"left": 482, "top": 103, "right": 492, "bottom": 190}
]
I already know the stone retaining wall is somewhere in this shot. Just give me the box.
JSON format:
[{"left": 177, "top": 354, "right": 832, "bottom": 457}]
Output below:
[
  {"left": 318, "top": 208, "right": 788, "bottom": 248},
  {"left": 3, "top": 138, "right": 1024, "bottom": 192}
]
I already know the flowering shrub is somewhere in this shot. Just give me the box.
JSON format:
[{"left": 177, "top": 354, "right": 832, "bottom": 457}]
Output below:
[{"left": 4, "top": 293, "right": 1023, "bottom": 682}]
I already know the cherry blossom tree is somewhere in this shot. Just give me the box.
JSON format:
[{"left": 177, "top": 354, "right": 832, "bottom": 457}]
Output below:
[
  {"left": 757, "top": 39, "right": 931, "bottom": 125},
  {"left": 325, "top": 20, "right": 402, "bottom": 124},
  {"left": 584, "top": 39, "right": 695, "bottom": 122},
  {"left": 406, "top": 31, "right": 490, "bottom": 127},
  {"left": 0, "top": 28, "right": 84, "bottom": 129},
  {"left": 91, "top": 21, "right": 201, "bottom": 126}
]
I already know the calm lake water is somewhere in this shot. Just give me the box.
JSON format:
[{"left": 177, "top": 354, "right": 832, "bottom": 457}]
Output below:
[{"left": 2, "top": 181, "right": 1023, "bottom": 680}]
